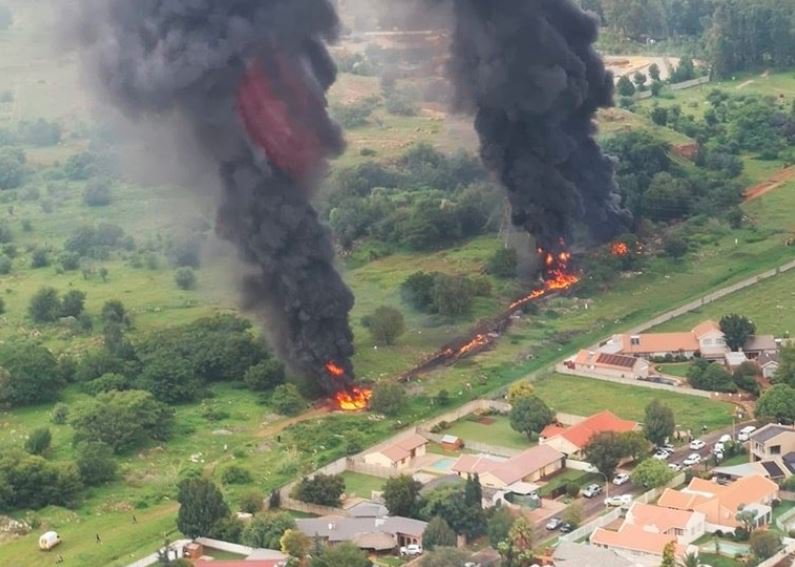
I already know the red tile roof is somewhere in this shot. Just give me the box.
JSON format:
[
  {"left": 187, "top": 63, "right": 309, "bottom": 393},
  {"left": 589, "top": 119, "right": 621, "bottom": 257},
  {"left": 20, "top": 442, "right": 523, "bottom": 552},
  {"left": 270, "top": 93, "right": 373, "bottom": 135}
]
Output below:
[{"left": 541, "top": 411, "right": 637, "bottom": 449}]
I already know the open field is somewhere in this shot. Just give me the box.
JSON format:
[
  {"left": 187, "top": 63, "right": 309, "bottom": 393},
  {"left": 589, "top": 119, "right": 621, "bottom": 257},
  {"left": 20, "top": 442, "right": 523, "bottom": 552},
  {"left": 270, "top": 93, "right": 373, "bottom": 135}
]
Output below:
[
  {"left": 533, "top": 374, "right": 735, "bottom": 432},
  {"left": 341, "top": 472, "right": 386, "bottom": 500},
  {"left": 445, "top": 415, "right": 532, "bottom": 451}
]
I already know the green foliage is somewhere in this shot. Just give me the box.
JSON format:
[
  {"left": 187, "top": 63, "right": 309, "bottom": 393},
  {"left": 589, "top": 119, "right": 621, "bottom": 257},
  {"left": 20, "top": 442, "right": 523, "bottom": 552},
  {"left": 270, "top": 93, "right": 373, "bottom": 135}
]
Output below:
[
  {"left": 361, "top": 305, "right": 406, "bottom": 346},
  {"left": 487, "top": 247, "right": 518, "bottom": 278},
  {"left": 661, "top": 541, "right": 676, "bottom": 567},
  {"left": 75, "top": 441, "right": 117, "bottom": 486},
  {"left": 271, "top": 384, "right": 307, "bottom": 416},
  {"left": 563, "top": 501, "right": 583, "bottom": 527},
  {"left": 0, "top": 147, "right": 25, "bottom": 190},
  {"left": 24, "top": 427, "right": 52, "bottom": 455},
  {"left": 221, "top": 464, "right": 253, "bottom": 485},
  {"left": 29, "top": 287, "right": 61, "bottom": 323},
  {"left": 291, "top": 473, "right": 345, "bottom": 507},
  {"left": 175, "top": 267, "right": 197, "bottom": 290},
  {"left": 0, "top": 254, "right": 11, "bottom": 275},
  {"left": 509, "top": 395, "right": 555, "bottom": 439},
  {"left": 421, "top": 484, "right": 486, "bottom": 539},
  {"left": 0, "top": 450, "right": 83, "bottom": 511},
  {"left": 244, "top": 359, "right": 286, "bottom": 392},
  {"left": 644, "top": 400, "right": 675, "bottom": 446},
  {"left": 310, "top": 542, "right": 372, "bottom": 567},
  {"left": 0, "top": 341, "right": 63, "bottom": 406},
  {"left": 384, "top": 89, "right": 417, "bottom": 116},
  {"left": 176, "top": 478, "right": 230, "bottom": 538},
  {"left": 617, "top": 75, "right": 636, "bottom": 97},
  {"left": 663, "top": 234, "right": 688, "bottom": 259},
  {"left": 238, "top": 489, "right": 264, "bottom": 514},
  {"left": 30, "top": 247, "right": 49, "bottom": 268},
  {"left": 18, "top": 118, "right": 61, "bottom": 147},
  {"left": 83, "top": 180, "right": 112, "bottom": 207},
  {"left": 687, "top": 359, "right": 737, "bottom": 392},
  {"left": 241, "top": 512, "right": 296, "bottom": 549},
  {"left": 60, "top": 290, "right": 87, "bottom": 318},
  {"left": 332, "top": 97, "right": 378, "bottom": 129},
  {"left": 720, "top": 314, "right": 756, "bottom": 352},
  {"left": 733, "top": 361, "right": 761, "bottom": 396},
  {"left": 631, "top": 458, "right": 675, "bottom": 488},
  {"left": 419, "top": 548, "right": 469, "bottom": 567},
  {"left": 423, "top": 516, "right": 457, "bottom": 550},
  {"left": 71, "top": 390, "right": 175, "bottom": 453},
  {"left": 383, "top": 474, "right": 423, "bottom": 518},
  {"left": 774, "top": 345, "right": 795, "bottom": 387},
  {"left": 369, "top": 382, "right": 407, "bottom": 416},
  {"left": 101, "top": 299, "right": 130, "bottom": 326},
  {"left": 756, "top": 384, "right": 795, "bottom": 424},
  {"left": 750, "top": 530, "right": 781, "bottom": 560},
  {"left": 584, "top": 431, "right": 629, "bottom": 478},
  {"left": 51, "top": 403, "right": 69, "bottom": 424},
  {"left": 487, "top": 506, "right": 515, "bottom": 548},
  {"left": 497, "top": 516, "right": 535, "bottom": 567}
]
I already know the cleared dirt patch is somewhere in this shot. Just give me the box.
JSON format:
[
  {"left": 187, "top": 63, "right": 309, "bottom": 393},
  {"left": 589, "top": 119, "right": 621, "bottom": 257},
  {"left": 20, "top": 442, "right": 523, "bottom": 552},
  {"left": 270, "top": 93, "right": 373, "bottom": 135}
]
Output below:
[{"left": 744, "top": 165, "right": 795, "bottom": 202}]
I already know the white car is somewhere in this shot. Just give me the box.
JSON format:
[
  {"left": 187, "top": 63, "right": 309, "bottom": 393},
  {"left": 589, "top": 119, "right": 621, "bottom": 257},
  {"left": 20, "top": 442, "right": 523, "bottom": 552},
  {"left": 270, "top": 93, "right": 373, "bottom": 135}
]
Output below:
[
  {"left": 719, "top": 434, "right": 732, "bottom": 444},
  {"left": 713, "top": 442, "right": 725, "bottom": 454},
  {"left": 738, "top": 426, "right": 757, "bottom": 442},
  {"left": 582, "top": 483, "right": 603, "bottom": 498},
  {"left": 689, "top": 439, "right": 706, "bottom": 450},
  {"left": 400, "top": 544, "right": 423, "bottom": 557},
  {"left": 653, "top": 449, "right": 671, "bottom": 461},
  {"left": 683, "top": 453, "right": 702, "bottom": 466},
  {"left": 668, "top": 463, "right": 683, "bottom": 472},
  {"left": 613, "top": 473, "right": 631, "bottom": 486},
  {"left": 605, "top": 494, "right": 633, "bottom": 507}
]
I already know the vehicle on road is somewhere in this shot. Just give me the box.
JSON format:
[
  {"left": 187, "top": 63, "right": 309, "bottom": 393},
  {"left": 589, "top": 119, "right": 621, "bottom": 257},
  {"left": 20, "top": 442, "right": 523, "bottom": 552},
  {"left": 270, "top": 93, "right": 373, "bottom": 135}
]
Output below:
[
  {"left": 582, "top": 483, "right": 603, "bottom": 498},
  {"left": 560, "top": 522, "right": 575, "bottom": 533},
  {"left": 689, "top": 439, "right": 706, "bottom": 450},
  {"left": 653, "top": 449, "right": 671, "bottom": 461},
  {"left": 738, "top": 426, "right": 757, "bottom": 442},
  {"left": 605, "top": 494, "right": 633, "bottom": 507},
  {"left": 613, "top": 473, "right": 630, "bottom": 486},
  {"left": 662, "top": 442, "right": 675, "bottom": 452},
  {"left": 683, "top": 453, "right": 702, "bottom": 466},
  {"left": 668, "top": 463, "right": 683, "bottom": 472},
  {"left": 545, "top": 517, "right": 563, "bottom": 531},
  {"left": 400, "top": 544, "right": 423, "bottom": 557},
  {"left": 719, "top": 434, "right": 732, "bottom": 444}
]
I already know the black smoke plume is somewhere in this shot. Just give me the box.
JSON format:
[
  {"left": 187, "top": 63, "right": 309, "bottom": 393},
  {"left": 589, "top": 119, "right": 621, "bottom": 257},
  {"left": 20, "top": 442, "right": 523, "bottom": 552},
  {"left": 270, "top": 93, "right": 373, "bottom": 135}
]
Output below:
[
  {"left": 70, "top": 0, "right": 356, "bottom": 393},
  {"left": 446, "top": 0, "right": 631, "bottom": 253}
]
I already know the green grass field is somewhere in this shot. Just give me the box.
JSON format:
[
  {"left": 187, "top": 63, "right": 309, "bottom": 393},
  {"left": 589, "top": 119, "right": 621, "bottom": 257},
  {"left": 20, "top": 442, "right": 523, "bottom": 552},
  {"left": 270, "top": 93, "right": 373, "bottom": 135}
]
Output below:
[
  {"left": 533, "top": 374, "right": 735, "bottom": 432},
  {"left": 445, "top": 415, "right": 532, "bottom": 451},
  {"left": 657, "top": 362, "right": 692, "bottom": 378},
  {"left": 341, "top": 472, "right": 386, "bottom": 500}
]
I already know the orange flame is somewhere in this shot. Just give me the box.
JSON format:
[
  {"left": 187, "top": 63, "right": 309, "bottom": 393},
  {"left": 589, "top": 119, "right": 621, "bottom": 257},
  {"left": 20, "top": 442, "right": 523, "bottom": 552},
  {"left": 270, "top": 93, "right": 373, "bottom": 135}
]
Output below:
[
  {"left": 325, "top": 361, "right": 345, "bottom": 378},
  {"left": 611, "top": 242, "right": 630, "bottom": 256},
  {"left": 457, "top": 334, "right": 491, "bottom": 356},
  {"left": 509, "top": 248, "right": 579, "bottom": 310},
  {"left": 335, "top": 387, "right": 373, "bottom": 411}
]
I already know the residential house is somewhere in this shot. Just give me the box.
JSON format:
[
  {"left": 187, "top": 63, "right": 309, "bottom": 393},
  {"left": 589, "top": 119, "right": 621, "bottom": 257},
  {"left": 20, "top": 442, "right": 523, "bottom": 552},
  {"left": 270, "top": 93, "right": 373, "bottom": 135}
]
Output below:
[
  {"left": 552, "top": 541, "right": 634, "bottom": 567},
  {"left": 451, "top": 445, "right": 565, "bottom": 489},
  {"left": 657, "top": 475, "right": 779, "bottom": 532},
  {"left": 601, "top": 320, "right": 727, "bottom": 360},
  {"left": 757, "top": 352, "right": 780, "bottom": 380},
  {"left": 362, "top": 433, "right": 427, "bottom": 470},
  {"left": 567, "top": 350, "right": 650, "bottom": 380},
  {"left": 296, "top": 512, "right": 427, "bottom": 552},
  {"left": 623, "top": 502, "right": 705, "bottom": 544},
  {"left": 125, "top": 538, "right": 288, "bottom": 567},
  {"left": 540, "top": 411, "right": 638, "bottom": 459},
  {"left": 713, "top": 461, "right": 789, "bottom": 482},
  {"left": 749, "top": 424, "right": 795, "bottom": 463},
  {"left": 745, "top": 336, "right": 780, "bottom": 358},
  {"left": 725, "top": 351, "right": 749, "bottom": 370},
  {"left": 590, "top": 524, "right": 693, "bottom": 566}
]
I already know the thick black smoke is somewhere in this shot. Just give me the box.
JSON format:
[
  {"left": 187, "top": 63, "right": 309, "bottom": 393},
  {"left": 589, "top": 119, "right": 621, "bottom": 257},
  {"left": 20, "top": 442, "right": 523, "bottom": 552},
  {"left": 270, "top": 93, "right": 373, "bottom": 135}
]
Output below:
[
  {"left": 71, "top": 0, "right": 356, "bottom": 392},
  {"left": 447, "top": 0, "right": 631, "bottom": 252}
]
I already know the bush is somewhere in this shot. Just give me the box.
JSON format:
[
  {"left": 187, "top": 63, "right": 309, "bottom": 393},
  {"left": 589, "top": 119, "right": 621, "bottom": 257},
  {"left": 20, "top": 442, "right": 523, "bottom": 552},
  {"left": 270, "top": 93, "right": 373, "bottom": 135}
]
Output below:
[
  {"left": 83, "top": 181, "right": 112, "bottom": 207},
  {"left": 175, "top": 267, "right": 197, "bottom": 290},
  {"left": 25, "top": 427, "right": 52, "bottom": 455},
  {"left": 369, "top": 382, "right": 407, "bottom": 416},
  {"left": 239, "top": 489, "right": 264, "bottom": 514},
  {"left": 30, "top": 247, "right": 49, "bottom": 268},
  {"left": 75, "top": 441, "right": 117, "bottom": 486},
  {"left": 221, "top": 464, "right": 253, "bottom": 485},
  {"left": 51, "top": 403, "right": 69, "bottom": 425},
  {"left": 271, "top": 384, "right": 306, "bottom": 416},
  {"left": 0, "top": 254, "right": 10, "bottom": 274},
  {"left": 384, "top": 90, "right": 417, "bottom": 116},
  {"left": 487, "top": 248, "right": 518, "bottom": 278},
  {"left": 566, "top": 483, "right": 580, "bottom": 498},
  {"left": 28, "top": 287, "right": 60, "bottom": 322},
  {"left": 60, "top": 290, "right": 86, "bottom": 318},
  {"left": 291, "top": 474, "right": 345, "bottom": 507},
  {"left": 361, "top": 306, "right": 406, "bottom": 346},
  {"left": 244, "top": 359, "right": 286, "bottom": 392},
  {"left": 0, "top": 147, "right": 25, "bottom": 190}
]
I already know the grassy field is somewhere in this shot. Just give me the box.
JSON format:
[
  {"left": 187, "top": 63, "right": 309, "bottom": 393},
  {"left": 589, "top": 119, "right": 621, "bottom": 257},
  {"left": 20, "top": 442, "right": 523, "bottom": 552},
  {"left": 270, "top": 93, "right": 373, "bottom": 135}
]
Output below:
[
  {"left": 537, "top": 469, "right": 601, "bottom": 498},
  {"left": 657, "top": 362, "right": 692, "bottom": 378},
  {"left": 341, "top": 472, "right": 385, "bottom": 500},
  {"left": 533, "top": 374, "right": 735, "bottom": 432},
  {"left": 697, "top": 554, "right": 742, "bottom": 567},
  {"left": 445, "top": 415, "right": 532, "bottom": 451}
]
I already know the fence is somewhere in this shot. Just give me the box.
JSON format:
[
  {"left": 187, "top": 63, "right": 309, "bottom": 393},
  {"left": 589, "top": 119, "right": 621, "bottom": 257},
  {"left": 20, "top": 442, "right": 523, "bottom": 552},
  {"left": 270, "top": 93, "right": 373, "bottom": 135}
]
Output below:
[
  {"left": 756, "top": 540, "right": 795, "bottom": 567},
  {"left": 420, "top": 431, "right": 520, "bottom": 458},
  {"left": 554, "top": 364, "right": 714, "bottom": 398},
  {"left": 421, "top": 399, "right": 511, "bottom": 431},
  {"left": 670, "top": 76, "right": 711, "bottom": 91},
  {"left": 777, "top": 506, "right": 795, "bottom": 532}
]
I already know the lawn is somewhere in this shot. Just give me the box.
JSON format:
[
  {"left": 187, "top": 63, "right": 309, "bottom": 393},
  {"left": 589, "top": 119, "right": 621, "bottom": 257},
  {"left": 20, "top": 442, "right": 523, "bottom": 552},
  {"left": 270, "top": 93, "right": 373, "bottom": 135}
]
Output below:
[
  {"left": 446, "top": 415, "right": 532, "bottom": 451},
  {"left": 657, "top": 362, "right": 692, "bottom": 378},
  {"left": 342, "top": 472, "right": 386, "bottom": 500},
  {"left": 697, "top": 553, "right": 743, "bottom": 567},
  {"left": 532, "top": 374, "right": 735, "bottom": 432},
  {"left": 538, "top": 469, "right": 601, "bottom": 498}
]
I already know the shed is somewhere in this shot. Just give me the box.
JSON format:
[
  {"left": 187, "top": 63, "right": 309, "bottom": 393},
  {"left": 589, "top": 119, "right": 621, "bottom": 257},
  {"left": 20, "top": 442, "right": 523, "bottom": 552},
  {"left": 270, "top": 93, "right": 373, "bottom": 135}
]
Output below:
[
  {"left": 38, "top": 531, "right": 61, "bottom": 551},
  {"left": 440, "top": 434, "right": 463, "bottom": 451}
]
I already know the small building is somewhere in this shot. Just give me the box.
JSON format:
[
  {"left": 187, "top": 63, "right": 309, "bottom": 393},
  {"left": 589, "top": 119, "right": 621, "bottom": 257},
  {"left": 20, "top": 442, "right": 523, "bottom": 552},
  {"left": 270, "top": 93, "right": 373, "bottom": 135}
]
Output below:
[
  {"left": 590, "top": 524, "right": 693, "bottom": 566},
  {"left": 363, "top": 433, "right": 428, "bottom": 470},
  {"left": 296, "top": 514, "right": 427, "bottom": 552},
  {"left": 749, "top": 424, "right": 795, "bottom": 463},
  {"left": 757, "top": 352, "right": 780, "bottom": 379},
  {"left": 451, "top": 445, "right": 565, "bottom": 489},
  {"left": 602, "top": 320, "right": 728, "bottom": 360},
  {"left": 744, "top": 335, "right": 779, "bottom": 358},
  {"left": 440, "top": 434, "right": 463, "bottom": 451},
  {"left": 725, "top": 351, "right": 749, "bottom": 370},
  {"left": 624, "top": 502, "right": 705, "bottom": 544},
  {"left": 568, "top": 350, "right": 650, "bottom": 380},
  {"left": 713, "top": 461, "right": 788, "bottom": 482},
  {"left": 540, "top": 411, "right": 638, "bottom": 459}
]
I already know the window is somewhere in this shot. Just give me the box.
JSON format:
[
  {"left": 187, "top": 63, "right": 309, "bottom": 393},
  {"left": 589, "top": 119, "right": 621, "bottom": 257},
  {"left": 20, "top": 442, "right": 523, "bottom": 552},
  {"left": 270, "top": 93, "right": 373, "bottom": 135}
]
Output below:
[
  {"left": 630, "top": 336, "right": 640, "bottom": 346},
  {"left": 771, "top": 445, "right": 782, "bottom": 455}
]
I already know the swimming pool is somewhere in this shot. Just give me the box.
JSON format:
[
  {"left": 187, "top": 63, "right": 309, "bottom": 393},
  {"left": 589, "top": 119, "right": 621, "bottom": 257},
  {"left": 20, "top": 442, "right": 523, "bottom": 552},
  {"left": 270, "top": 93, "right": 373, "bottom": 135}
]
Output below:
[
  {"left": 430, "top": 457, "right": 457, "bottom": 472},
  {"left": 699, "top": 540, "right": 750, "bottom": 557}
]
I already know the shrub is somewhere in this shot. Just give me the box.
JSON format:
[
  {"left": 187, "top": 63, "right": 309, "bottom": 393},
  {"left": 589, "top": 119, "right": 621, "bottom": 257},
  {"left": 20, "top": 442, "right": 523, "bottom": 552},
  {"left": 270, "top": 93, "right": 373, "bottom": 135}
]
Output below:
[
  {"left": 83, "top": 181, "right": 112, "bottom": 207},
  {"left": 221, "top": 464, "right": 253, "bottom": 485},
  {"left": 25, "top": 427, "right": 52, "bottom": 455},
  {"left": 175, "top": 267, "right": 197, "bottom": 290},
  {"left": 239, "top": 489, "right": 264, "bottom": 514},
  {"left": 51, "top": 403, "right": 69, "bottom": 424},
  {"left": 28, "top": 287, "right": 61, "bottom": 322},
  {"left": 75, "top": 441, "right": 117, "bottom": 486},
  {"left": 0, "top": 254, "right": 11, "bottom": 274},
  {"left": 0, "top": 297, "right": 4, "bottom": 315},
  {"left": 271, "top": 384, "right": 306, "bottom": 416},
  {"left": 30, "top": 247, "right": 49, "bottom": 268},
  {"left": 369, "top": 382, "right": 407, "bottom": 416},
  {"left": 566, "top": 483, "right": 580, "bottom": 498}
]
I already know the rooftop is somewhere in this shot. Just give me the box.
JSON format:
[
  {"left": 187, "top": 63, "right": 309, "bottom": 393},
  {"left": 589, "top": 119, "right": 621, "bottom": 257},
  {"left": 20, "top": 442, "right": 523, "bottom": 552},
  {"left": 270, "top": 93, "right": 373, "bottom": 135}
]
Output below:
[
  {"left": 553, "top": 541, "right": 634, "bottom": 567},
  {"left": 373, "top": 433, "right": 428, "bottom": 463},
  {"left": 574, "top": 350, "right": 640, "bottom": 370},
  {"left": 541, "top": 410, "right": 637, "bottom": 449},
  {"left": 591, "top": 524, "right": 686, "bottom": 557},
  {"left": 296, "top": 514, "right": 427, "bottom": 546},
  {"left": 452, "top": 445, "right": 564, "bottom": 486},
  {"left": 745, "top": 335, "right": 778, "bottom": 352},
  {"left": 627, "top": 502, "right": 701, "bottom": 533},
  {"left": 750, "top": 424, "right": 795, "bottom": 444}
]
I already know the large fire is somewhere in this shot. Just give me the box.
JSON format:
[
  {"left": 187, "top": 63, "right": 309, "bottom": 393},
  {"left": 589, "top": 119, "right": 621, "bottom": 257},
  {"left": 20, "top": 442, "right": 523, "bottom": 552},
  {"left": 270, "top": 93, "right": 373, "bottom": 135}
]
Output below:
[
  {"left": 325, "top": 361, "right": 345, "bottom": 378},
  {"left": 509, "top": 248, "right": 579, "bottom": 310},
  {"left": 325, "top": 361, "right": 373, "bottom": 411},
  {"left": 611, "top": 241, "right": 630, "bottom": 256}
]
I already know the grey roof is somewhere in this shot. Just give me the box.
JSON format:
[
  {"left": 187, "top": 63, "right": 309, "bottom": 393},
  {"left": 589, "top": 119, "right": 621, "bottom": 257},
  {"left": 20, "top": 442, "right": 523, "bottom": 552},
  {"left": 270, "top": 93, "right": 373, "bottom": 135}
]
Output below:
[
  {"left": 246, "top": 549, "right": 289, "bottom": 560},
  {"left": 347, "top": 502, "right": 388, "bottom": 518},
  {"left": 750, "top": 424, "right": 795, "bottom": 444},
  {"left": 745, "top": 335, "right": 778, "bottom": 352},
  {"left": 713, "top": 462, "right": 770, "bottom": 478},
  {"left": 761, "top": 461, "right": 786, "bottom": 478},
  {"left": 296, "top": 515, "right": 427, "bottom": 545},
  {"left": 758, "top": 352, "right": 780, "bottom": 366},
  {"left": 553, "top": 542, "right": 634, "bottom": 567}
]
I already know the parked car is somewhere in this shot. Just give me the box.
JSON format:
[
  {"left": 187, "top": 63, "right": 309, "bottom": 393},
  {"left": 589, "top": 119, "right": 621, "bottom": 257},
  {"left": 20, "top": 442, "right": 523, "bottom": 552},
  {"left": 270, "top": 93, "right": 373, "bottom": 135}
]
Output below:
[
  {"left": 689, "top": 439, "right": 706, "bottom": 450},
  {"left": 719, "top": 434, "right": 732, "bottom": 444},
  {"left": 613, "top": 473, "right": 630, "bottom": 486},
  {"left": 400, "top": 544, "right": 423, "bottom": 557},
  {"left": 559, "top": 522, "right": 575, "bottom": 533},
  {"left": 668, "top": 463, "right": 683, "bottom": 472},
  {"left": 683, "top": 453, "right": 702, "bottom": 466},
  {"left": 713, "top": 442, "right": 725, "bottom": 454},
  {"left": 738, "top": 426, "right": 757, "bottom": 442},
  {"left": 662, "top": 442, "right": 675, "bottom": 452},
  {"left": 653, "top": 449, "right": 671, "bottom": 461},
  {"left": 605, "top": 494, "right": 633, "bottom": 507},
  {"left": 582, "top": 483, "right": 603, "bottom": 498},
  {"left": 545, "top": 517, "right": 563, "bottom": 531}
]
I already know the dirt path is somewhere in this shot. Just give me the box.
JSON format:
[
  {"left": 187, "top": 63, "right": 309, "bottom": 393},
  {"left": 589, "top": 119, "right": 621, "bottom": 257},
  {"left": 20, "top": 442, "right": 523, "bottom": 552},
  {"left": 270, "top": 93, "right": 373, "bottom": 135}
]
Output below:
[
  {"left": 255, "top": 406, "right": 332, "bottom": 438},
  {"left": 736, "top": 79, "right": 755, "bottom": 90},
  {"left": 744, "top": 165, "right": 795, "bottom": 202}
]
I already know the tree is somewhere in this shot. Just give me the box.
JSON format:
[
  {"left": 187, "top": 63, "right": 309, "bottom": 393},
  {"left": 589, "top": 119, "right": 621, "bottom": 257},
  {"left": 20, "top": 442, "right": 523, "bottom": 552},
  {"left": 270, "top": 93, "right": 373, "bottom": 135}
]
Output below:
[
  {"left": 633, "top": 71, "right": 647, "bottom": 91},
  {"left": 29, "top": 287, "right": 61, "bottom": 323},
  {"left": 177, "top": 478, "right": 230, "bottom": 538},
  {"left": 644, "top": 400, "right": 675, "bottom": 446},
  {"left": 137, "top": 350, "right": 201, "bottom": 404},
  {"left": 244, "top": 359, "right": 285, "bottom": 392},
  {"left": 649, "top": 63, "right": 661, "bottom": 81},
  {"left": 280, "top": 529, "right": 310, "bottom": 560},
  {"left": 509, "top": 395, "right": 555, "bottom": 439},
  {"left": 401, "top": 271, "right": 436, "bottom": 311},
  {"left": 750, "top": 530, "right": 781, "bottom": 560},
  {"left": 383, "top": 475, "right": 423, "bottom": 517},
  {"left": 631, "top": 458, "right": 675, "bottom": 488},
  {"left": 487, "top": 506, "right": 515, "bottom": 547},
  {"left": 584, "top": 431, "right": 627, "bottom": 478},
  {"left": 506, "top": 381, "right": 534, "bottom": 404},
  {"left": 497, "top": 517, "right": 535, "bottom": 567},
  {"left": 75, "top": 441, "right": 117, "bottom": 486},
  {"left": 310, "top": 542, "right": 371, "bottom": 567},
  {"left": 221, "top": 464, "right": 253, "bottom": 485},
  {"left": 563, "top": 502, "right": 583, "bottom": 527},
  {"left": 756, "top": 384, "right": 795, "bottom": 424},
  {"left": 733, "top": 361, "right": 761, "bottom": 395},
  {"left": 0, "top": 341, "right": 63, "bottom": 406},
  {"left": 25, "top": 427, "right": 51, "bottom": 455},
  {"left": 650, "top": 106, "right": 669, "bottom": 126},
  {"left": 0, "top": 148, "right": 25, "bottom": 190},
  {"left": 679, "top": 552, "right": 700, "bottom": 567},
  {"left": 30, "top": 247, "right": 49, "bottom": 269},
  {"left": 720, "top": 314, "right": 756, "bottom": 351},
  {"left": 661, "top": 541, "right": 676, "bottom": 567},
  {"left": 83, "top": 181, "right": 112, "bottom": 207},
  {"left": 736, "top": 507, "right": 757, "bottom": 533},
  {"left": 102, "top": 299, "right": 130, "bottom": 326},
  {"left": 292, "top": 474, "right": 345, "bottom": 507},
  {"left": 60, "top": 290, "right": 87, "bottom": 318},
  {"left": 432, "top": 273, "right": 476, "bottom": 317},
  {"left": 663, "top": 235, "right": 688, "bottom": 259},
  {"left": 361, "top": 306, "right": 405, "bottom": 346},
  {"left": 238, "top": 489, "right": 264, "bottom": 514},
  {"left": 488, "top": 248, "right": 518, "bottom": 278},
  {"left": 0, "top": 450, "right": 83, "bottom": 510},
  {"left": 175, "top": 267, "right": 197, "bottom": 290},
  {"left": 423, "top": 516, "right": 456, "bottom": 550},
  {"left": 650, "top": 80, "right": 663, "bottom": 97},
  {"left": 465, "top": 474, "right": 483, "bottom": 508},
  {"left": 421, "top": 484, "right": 486, "bottom": 539},
  {"left": 621, "top": 431, "right": 650, "bottom": 462},
  {"left": 271, "top": 384, "right": 306, "bottom": 416},
  {"left": 370, "top": 382, "right": 407, "bottom": 416},
  {"left": 70, "top": 390, "right": 174, "bottom": 453},
  {"left": 774, "top": 345, "right": 795, "bottom": 386},
  {"left": 0, "top": 255, "right": 11, "bottom": 275},
  {"left": 617, "top": 75, "right": 636, "bottom": 97},
  {"left": 241, "top": 512, "right": 296, "bottom": 548},
  {"left": 688, "top": 362, "right": 736, "bottom": 393},
  {"left": 419, "top": 548, "right": 469, "bottom": 567}
]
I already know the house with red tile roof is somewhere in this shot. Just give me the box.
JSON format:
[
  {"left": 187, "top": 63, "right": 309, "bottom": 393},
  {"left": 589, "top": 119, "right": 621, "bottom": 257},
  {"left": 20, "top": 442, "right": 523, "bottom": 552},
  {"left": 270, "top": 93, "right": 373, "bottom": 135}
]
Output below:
[
  {"left": 540, "top": 411, "right": 638, "bottom": 459},
  {"left": 657, "top": 475, "right": 779, "bottom": 532},
  {"left": 601, "top": 320, "right": 728, "bottom": 360},
  {"left": 624, "top": 502, "right": 705, "bottom": 544},
  {"left": 450, "top": 445, "right": 565, "bottom": 489},
  {"left": 363, "top": 433, "right": 428, "bottom": 470},
  {"left": 567, "top": 350, "right": 650, "bottom": 379},
  {"left": 590, "top": 524, "right": 695, "bottom": 566}
]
